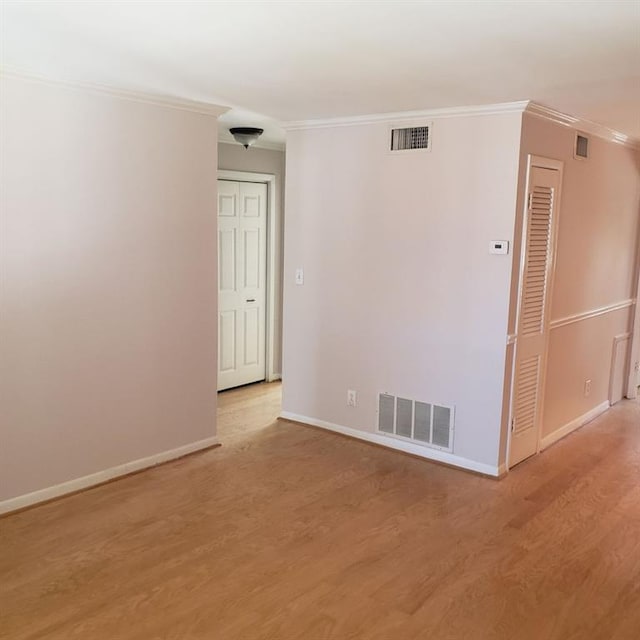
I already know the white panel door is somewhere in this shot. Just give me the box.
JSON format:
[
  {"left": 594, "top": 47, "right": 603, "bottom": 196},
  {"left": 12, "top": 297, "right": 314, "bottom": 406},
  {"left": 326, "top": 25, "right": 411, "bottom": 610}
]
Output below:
[
  {"left": 217, "top": 180, "right": 267, "bottom": 391},
  {"left": 509, "top": 164, "right": 561, "bottom": 467}
]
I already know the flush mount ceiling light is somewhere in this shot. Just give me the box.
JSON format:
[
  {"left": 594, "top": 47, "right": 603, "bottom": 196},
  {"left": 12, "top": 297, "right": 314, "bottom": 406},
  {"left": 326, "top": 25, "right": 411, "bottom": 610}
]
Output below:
[{"left": 229, "top": 127, "right": 264, "bottom": 149}]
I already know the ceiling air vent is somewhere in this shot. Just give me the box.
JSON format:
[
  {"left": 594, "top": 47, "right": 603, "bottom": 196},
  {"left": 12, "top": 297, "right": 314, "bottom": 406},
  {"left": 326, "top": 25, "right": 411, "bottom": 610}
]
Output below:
[
  {"left": 377, "top": 393, "right": 454, "bottom": 452},
  {"left": 574, "top": 133, "right": 589, "bottom": 159},
  {"left": 389, "top": 124, "right": 431, "bottom": 153}
]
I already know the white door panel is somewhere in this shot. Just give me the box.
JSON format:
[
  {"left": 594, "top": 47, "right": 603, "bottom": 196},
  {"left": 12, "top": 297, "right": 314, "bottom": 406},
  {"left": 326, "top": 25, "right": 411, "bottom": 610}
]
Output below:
[
  {"left": 217, "top": 180, "right": 267, "bottom": 390},
  {"left": 218, "top": 229, "right": 236, "bottom": 292},
  {"left": 510, "top": 164, "right": 561, "bottom": 467},
  {"left": 219, "top": 311, "right": 236, "bottom": 372},
  {"left": 244, "top": 307, "right": 260, "bottom": 365},
  {"left": 243, "top": 229, "right": 261, "bottom": 288},
  {"left": 242, "top": 193, "right": 261, "bottom": 217},
  {"left": 218, "top": 194, "right": 237, "bottom": 217}
]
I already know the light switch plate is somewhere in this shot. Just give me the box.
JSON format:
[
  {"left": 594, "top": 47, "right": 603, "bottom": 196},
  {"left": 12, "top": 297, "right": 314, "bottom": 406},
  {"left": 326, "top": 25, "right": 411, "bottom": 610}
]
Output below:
[
  {"left": 490, "top": 240, "right": 509, "bottom": 255},
  {"left": 295, "top": 268, "right": 304, "bottom": 285}
]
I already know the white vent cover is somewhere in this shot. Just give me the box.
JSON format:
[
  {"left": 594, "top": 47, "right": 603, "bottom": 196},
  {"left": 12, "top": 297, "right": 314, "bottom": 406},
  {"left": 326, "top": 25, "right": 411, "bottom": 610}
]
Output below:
[
  {"left": 377, "top": 393, "right": 454, "bottom": 451},
  {"left": 575, "top": 133, "right": 589, "bottom": 159},
  {"left": 389, "top": 125, "right": 431, "bottom": 152}
]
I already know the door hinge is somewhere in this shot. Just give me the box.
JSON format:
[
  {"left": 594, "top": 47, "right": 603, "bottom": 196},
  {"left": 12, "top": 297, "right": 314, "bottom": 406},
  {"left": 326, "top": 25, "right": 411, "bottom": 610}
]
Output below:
[
  {"left": 510, "top": 417, "right": 515, "bottom": 432},
  {"left": 527, "top": 192, "right": 533, "bottom": 210}
]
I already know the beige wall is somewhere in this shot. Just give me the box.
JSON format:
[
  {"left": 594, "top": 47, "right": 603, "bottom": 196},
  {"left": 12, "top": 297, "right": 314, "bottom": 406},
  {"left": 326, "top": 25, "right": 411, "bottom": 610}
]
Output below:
[
  {"left": 282, "top": 113, "right": 523, "bottom": 470},
  {"left": 0, "top": 75, "right": 221, "bottom": 503},
  {"left": 218, "top": 142, "right": 285, "bottom": 375},
  {"left": 517, "top": 115, "right": 640, "bottom": 442}
]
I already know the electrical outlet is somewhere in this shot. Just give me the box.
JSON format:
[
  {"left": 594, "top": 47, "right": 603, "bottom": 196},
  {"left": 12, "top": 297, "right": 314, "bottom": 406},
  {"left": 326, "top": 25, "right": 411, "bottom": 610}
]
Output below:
[
  {"left": 347, "top": 389, "right": 357, "bottom": 407},
  {"left": 584, "top": 379, "right": 592, "bottom": 397}
]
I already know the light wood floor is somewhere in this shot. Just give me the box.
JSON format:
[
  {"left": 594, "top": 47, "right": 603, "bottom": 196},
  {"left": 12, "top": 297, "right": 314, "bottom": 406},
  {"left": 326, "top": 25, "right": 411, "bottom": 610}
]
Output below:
[{"left": 1, "top": 382, "right": 639, "bottom": 639}]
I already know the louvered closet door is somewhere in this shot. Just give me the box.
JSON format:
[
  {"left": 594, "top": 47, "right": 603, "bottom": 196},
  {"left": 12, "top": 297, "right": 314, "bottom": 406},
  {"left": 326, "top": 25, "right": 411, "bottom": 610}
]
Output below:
[
  {"left": 509, "top": 165, "right": 560, "bottom": 467},
  {"left": 217, "top": 180, "right": 267, "bottom": 391}
]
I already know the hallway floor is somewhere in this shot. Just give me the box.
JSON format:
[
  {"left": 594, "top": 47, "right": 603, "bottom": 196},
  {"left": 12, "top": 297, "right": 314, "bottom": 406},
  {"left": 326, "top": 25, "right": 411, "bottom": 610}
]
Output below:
[{"left": 217, "top": 381, "right": 282, "bottom": 444}]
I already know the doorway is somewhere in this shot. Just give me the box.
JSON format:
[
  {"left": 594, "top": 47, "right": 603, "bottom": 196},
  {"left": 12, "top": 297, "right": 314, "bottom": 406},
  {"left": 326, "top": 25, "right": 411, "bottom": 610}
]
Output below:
[
  {"left": 216, "top": 171, "right": 280, "bottom": 391},
  {"left": 217, "top": 381, "right": 282, "bottom": 444},
  {"left": 508, "top": 156, "right": 563, "bottom": 468}
]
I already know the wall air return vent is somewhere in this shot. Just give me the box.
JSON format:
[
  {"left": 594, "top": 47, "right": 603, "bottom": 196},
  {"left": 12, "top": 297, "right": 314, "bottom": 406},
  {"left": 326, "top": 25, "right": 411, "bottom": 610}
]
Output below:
[
  {"left": 574, "top": 133, "right": 589, "bottom": 159},
  {"left": 389, "top": 124, "right": 431, "bottom": 153},
  {"left": 377, "top": 393, "right": 454, "bottom": 452}
]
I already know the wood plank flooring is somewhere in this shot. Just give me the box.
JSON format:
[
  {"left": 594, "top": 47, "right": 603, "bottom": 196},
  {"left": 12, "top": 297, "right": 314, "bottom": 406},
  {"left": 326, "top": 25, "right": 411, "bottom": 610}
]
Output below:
[{"left": 1, "top": 382, "right": 639, "bottom": 639}]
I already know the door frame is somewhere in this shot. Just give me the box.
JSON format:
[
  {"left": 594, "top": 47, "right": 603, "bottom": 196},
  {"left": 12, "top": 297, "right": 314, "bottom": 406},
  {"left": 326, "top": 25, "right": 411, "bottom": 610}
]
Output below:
[
  {"left": 626, "top": 222, "right": 640, "bottom": 399},
  {"left": 610, "top": 333, "right": 632, "bottom": 404},
  {"left": 217, "top": 170, "right": 281, "bottom": 383},
  {"left": 506, "top": 154, "right": 564, "bottom": 469}
]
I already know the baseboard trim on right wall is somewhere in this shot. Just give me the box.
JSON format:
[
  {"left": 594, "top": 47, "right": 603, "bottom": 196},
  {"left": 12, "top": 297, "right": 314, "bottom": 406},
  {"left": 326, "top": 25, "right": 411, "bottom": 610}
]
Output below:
[
  {"left": 280, "top": 411, "right": 502, "bottom": 477},
  {"left": 540, "top": 401, "right": 610, "bottom": 451}
]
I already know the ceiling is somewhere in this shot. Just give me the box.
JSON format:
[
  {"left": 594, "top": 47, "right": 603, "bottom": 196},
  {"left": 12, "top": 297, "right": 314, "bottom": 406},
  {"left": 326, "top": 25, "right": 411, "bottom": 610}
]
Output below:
[{"left": 2, "top": 1, "right": 639, "bottom": 146}]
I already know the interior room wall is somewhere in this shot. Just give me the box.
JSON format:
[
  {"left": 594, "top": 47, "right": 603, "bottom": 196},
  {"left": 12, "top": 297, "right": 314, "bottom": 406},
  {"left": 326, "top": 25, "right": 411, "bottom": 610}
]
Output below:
[
  {"left": 218, "top": 142, "right": 285, "bottom": 376},
  {"left": 518, "top": 115, "right": 640, "bottom": 443},
  {"left": 0, "top": 75, "right": 222, "bottom": 507},
  {"left": 281, "top": 112, "right": 523, "bottom": 473}
]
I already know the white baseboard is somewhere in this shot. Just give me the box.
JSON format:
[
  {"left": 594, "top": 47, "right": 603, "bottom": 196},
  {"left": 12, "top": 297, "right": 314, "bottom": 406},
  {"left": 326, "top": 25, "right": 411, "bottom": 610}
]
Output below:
[
  {"left": 540, "top": 401, "right": 610, "bottom": 450},
  {"left": 268, "top": 373, "right": 282, "bottom": 382},
  {"left": 0, "top": 436, "right": 219, "bottom": 515},
  {"left": 280, "top": 412, "right": 501, "bottom": 477}
]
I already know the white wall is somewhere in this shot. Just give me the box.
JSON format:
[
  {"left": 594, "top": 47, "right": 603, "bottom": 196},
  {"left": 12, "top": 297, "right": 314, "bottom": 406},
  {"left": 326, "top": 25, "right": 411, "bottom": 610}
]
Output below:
[
  {"left": 282, "top": 113, "right": 523, "bottom": 471},
  {"left": 502, "top": 115, "right": 640, "bottom": 462},
  {"left": 0, "top": 75, "right": 223, "bottom": 505},
  {"left": 218, "top": 142, "right": 285, "bottom": 375}
]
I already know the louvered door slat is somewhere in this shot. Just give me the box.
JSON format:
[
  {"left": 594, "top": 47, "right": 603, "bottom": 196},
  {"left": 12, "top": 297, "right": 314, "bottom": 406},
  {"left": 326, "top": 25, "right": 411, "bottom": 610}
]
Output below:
[
  {"left": 520, "top": 185, "right": 553, "bottom": 338},
  {"left": 513, "top": 356, "right": 541, "bottom": 433}
]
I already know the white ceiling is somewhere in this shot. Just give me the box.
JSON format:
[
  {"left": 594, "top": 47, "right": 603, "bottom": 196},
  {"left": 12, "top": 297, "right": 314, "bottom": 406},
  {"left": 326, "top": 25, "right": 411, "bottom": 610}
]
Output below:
[{"left": 2, "top": 1, "right": 639, "bottom": 146}]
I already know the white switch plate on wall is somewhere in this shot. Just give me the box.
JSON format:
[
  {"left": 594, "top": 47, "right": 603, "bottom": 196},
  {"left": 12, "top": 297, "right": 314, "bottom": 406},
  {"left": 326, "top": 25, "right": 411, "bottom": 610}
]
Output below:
[
  {"left": 489, "top": 240, "right": 509, "bottom": 255},
  {"left": 295, "top": 268, "right": 304, "bottom": 285}
]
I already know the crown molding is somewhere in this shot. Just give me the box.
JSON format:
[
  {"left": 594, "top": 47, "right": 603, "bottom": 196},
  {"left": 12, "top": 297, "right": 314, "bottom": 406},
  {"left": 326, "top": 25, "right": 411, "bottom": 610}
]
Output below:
[
  {"left": 0, "top": 67, "right": 229, "bottom": 118},
  {"left": 5, "top": 68, "right": 635, "bottom": 149},
  {"left": 218, "top": 133, "right": 285, "bottom": 152},
  {"left": 282, "top": 100, "right": 640, "bottom": 149},
  {"left": 282, "top": 101, "right": 530, "bottom": 131},
  {"left": 524, "top": 102, "right": 639, "bottom": 149}
]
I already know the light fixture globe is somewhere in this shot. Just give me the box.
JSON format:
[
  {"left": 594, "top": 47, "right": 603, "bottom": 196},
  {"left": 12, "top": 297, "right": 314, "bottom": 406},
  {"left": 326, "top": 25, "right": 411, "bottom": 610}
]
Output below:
[{"left": 229, "top": 127, "right": 264, "bottom": 149}]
